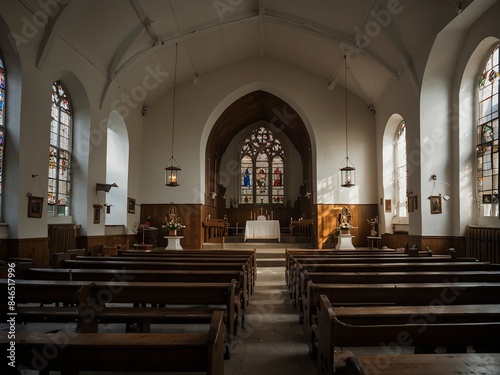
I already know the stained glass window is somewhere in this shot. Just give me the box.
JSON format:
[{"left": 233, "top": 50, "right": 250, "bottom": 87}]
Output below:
[
  {"left": 477, "top": 45, "right": 499, "bottom": 216},
  {"left": 396, "top": 121, "right": 407, "bottom": 217},
  {"left": 48, "top": 81, "right": 72, "bottom": 216},
  {"left": 0, "top": 56, "right": 5, "bottom": 220},
  {"left": 239, "top": 127, "right": 285, "bottom": 204}
]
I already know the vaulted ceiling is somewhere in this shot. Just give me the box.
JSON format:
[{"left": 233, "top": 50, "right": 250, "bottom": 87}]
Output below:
[{"left": 26, "top": 0, "right": 479, "bottom": 108}]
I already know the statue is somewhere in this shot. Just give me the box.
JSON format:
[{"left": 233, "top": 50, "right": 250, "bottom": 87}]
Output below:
[{"left": 337, "top": 207, "right": 352, "bottom": 227}]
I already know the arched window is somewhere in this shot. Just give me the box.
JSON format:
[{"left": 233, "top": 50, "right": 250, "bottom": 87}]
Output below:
[
  {"left": 48, "top": 81, "right": 72, "bottom": 216},
  {"left": 395, "top": 121, "right": 407, "bottom": 217},
  {"left": 240, "top": 127, "right": 285, "bottom": 204},
  {"left": 0, "top": 56, "right": 5, "bottom": 221},
  {"left": 477, "top": 45, "right": 499, "bottom": 217}
]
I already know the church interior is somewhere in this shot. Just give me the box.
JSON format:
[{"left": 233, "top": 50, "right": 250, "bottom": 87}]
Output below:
[{"left": 1, "top": 0, "right": 500, "bottom": 374}]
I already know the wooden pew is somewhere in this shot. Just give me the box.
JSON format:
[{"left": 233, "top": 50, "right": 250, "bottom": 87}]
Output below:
[
  {"left": 0, "top": 278, "right": 240, "bottom": 346},
  {"left": 303, "top": 280, "right": 500, "bottom": 352},
  {"left": 70, "top": 254, "right": 256, "bottom": 296},
  {"left": 285, "top": 249, "right": 399, "bottom": 285},
  {"left": 295, "top": 270, "right": 500, "bottom": 314},
  {"left": 290, "top": 262, "right": 500, "bottom": 303},
  {"left": 1, "top": 310, "right": 226, "bottom": 374},
  {"left": 315, "top": 294, "right": 500, "bottom": 375},
  {"left": 60, "top": 258, "right": 251, "bottom": 308},
  {"left": 118, "top": 248, "right": 257, "bottom": 283},
  {"left": 25, "top": 267, "right": 250, "bottom": 311},
  {"left": 342, "top": 353, "right": 500, "bottom": 375},
  {"left": 286, "top": 253, "right": 447, "bottom": 298},
  {"left": 287, "top": 256, "right": 481, "bottom": 302}
]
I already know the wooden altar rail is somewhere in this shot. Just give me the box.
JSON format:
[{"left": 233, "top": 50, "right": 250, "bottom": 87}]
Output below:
[
  {"left": 290, "top": 219, "right": 314, "bottom": 237},
  {"left": 466, "top": 225, "right": 500, "bottom": 263},
  {"left": 203, "top": 219, "right": 228, "bottom": 243}
]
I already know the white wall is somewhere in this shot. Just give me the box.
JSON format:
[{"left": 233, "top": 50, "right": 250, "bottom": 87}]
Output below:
[
  {"left": 1, "top": 0, "right": 499, "bottom": 242},
  {"left": 139, "top": 57, "right": 378, "bottom": 206}
]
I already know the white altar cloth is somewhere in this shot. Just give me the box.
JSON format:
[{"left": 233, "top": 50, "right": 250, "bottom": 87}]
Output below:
[{"left": 244, "top": 220, "right": 280, "bottom": 242}]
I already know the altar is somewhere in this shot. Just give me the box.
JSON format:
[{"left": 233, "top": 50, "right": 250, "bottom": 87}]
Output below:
[
  {"left": 244, "top": 220, "right": 280, "bottom": 242},
  {"left": 164, "top": 236, "right": 184, "bottom": 250}
]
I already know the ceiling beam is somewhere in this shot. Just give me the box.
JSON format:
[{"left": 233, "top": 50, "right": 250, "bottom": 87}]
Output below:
[
  {"left": 258, "top": 0, "right": 266, "bottom": 57},
  {"left": 263, "top": 9, "right": 400, "bottom": 78},
  {"left": 35, "top": 1, "right": 74, "bottom": 70}
]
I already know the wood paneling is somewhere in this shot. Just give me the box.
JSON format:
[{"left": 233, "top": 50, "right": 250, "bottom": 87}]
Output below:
[
  {"left": 0, "top": 238, "right": 51, "bottom": 267},
  {"left": 317, "top": 204, "right": 378, "bottom": 249},
  {"left": 382, "top": 233, "right": 466, "bottom": 256},
  {"left": 140, "top": 204, "right": 205, "bottom": 249}
]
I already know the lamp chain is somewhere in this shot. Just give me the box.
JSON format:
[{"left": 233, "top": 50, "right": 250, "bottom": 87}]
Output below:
[
  {"left": 344, "top": 54, "right": 349, "bottom": 162},
  {"left": 171, "top": 42, "right": 178, "bottom": 161}
]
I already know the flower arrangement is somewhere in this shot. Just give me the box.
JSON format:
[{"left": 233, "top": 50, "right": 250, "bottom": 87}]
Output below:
[
  {"left": 162, "top": 216, "right": 185, "bottom": 231},
  {"left": 339, "top": 223, "right": 352, "bottom": 230}
]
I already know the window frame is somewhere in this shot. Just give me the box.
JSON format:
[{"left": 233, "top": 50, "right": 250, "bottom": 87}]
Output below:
[
  {"left": 395, "top": 121, "right": 407, "bottom": 218},
  {"left": 239, "top": 126, "right": 286, "bottom": 205},
  {"left": 476, "top": 44, "right": 500, "bottom": 218},
  {"left": 48, "top": 80, "right": 73, "bottom": 217}
]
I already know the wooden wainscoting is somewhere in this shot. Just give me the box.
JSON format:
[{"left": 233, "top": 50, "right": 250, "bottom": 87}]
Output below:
[
  {"left": 139, "top": 204, "right": 205, "bottom": 249},
  {"left": 317, "top": 204, "right": 378, "bottom": 249},
  {"left": 382, "top": 233, "right": 466, "bottom": 256},
  {"left": 0, "top": 238, "right": 51, "bottom": 267}
]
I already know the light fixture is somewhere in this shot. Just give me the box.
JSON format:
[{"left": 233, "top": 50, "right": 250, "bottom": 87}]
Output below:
[
  {"left": 340, "top": 54, "right": 356, "bottom": 188},
  {"left": 165, "top": 42, "right": 181, "bottom": 187},
  {"left": 96, "top": 183, "right": 118, "bottom": 192}
]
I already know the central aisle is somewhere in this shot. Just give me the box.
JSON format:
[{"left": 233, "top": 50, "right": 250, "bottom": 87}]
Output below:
[{"left": 224, "top": 267, "right": 316, "bottom": 375}]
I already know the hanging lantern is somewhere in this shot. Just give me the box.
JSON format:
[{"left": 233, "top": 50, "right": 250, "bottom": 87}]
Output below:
[
  {"left": 339, "top": 54, "right": 356, "bottom": 188},
  {"left": 165, "top": 43, "right": 181, "bottom": 187},
  {"left": 165, "top": 157, "right": 181, "bottom": 187},
  {"left": 340, "top": 157, "right": 356, "bottom": 188}
]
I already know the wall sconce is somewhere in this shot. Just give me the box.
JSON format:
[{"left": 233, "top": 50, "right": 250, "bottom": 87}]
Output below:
[
  {"left": 96, "top": 183, "right": 118, "bottom": 192},
  {"left": 210, "top": 192, "right": 217, "bottom": 200}
]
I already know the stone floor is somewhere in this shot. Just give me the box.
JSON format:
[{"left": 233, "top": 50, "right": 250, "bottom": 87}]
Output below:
[{"left": 223, "top": 266, "right": 316, "bottom": 375}]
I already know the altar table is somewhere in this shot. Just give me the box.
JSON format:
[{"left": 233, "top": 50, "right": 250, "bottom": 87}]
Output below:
[
  {"left": 164, "top": 236, "right": 184, "bottom": 250},
  {"left": 244, "top": 220, "right": 280, "bottom": 242}
]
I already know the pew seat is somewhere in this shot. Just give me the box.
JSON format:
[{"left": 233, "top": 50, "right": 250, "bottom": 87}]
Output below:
[
  {"left": 315, "top": 294, "right": 500, "bottom": 375},
  {"left": 343, "top": 353, "right": 500, "bottom": 375},
  {"left": 1, "top": 310, "right": 226, "bottom": 374}
]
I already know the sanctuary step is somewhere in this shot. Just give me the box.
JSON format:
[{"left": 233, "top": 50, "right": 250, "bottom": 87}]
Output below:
[{"left": 202, "top": 241, "right": 314, "bottom": 267}]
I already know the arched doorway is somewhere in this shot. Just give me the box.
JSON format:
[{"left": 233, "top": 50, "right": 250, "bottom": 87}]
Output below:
[{"left": 205, "top": 90, "right": 314, "bottom": 242}]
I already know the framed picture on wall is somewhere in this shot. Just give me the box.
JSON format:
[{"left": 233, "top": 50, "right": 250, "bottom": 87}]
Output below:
[
  {"left": 384, "top": 199, "right": 392, "bottom": 213},
  {"left": 408, "top": 195, "right": 415, "bottom": 212},
  {"left": 28, "top": 195, "right": 44, "bottom": 218},
  {"left": 93, "top": 204, "right": 101, "bottom": 224},
  {"left": 430, "top": 195, "right": 442, "bottom": 214},
  {"left": 128, "top": 197, "right": 136, "bottom": 214}
]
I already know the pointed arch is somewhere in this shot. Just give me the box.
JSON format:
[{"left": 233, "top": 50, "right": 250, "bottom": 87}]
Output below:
[{"left": 48, "top": 81, "right": 73, "bottom": 217}]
